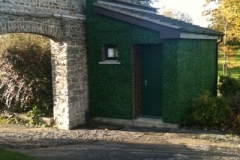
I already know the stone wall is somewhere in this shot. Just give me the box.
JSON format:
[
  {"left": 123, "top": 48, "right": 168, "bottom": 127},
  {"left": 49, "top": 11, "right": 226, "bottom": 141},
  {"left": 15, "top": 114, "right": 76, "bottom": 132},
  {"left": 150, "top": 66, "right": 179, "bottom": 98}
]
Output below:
[
  {"left": 0, "top": 0, "right": 85, "bottom": 13},
  {"left": 0, "top": 0, "right": 88, "bottom": 130}
]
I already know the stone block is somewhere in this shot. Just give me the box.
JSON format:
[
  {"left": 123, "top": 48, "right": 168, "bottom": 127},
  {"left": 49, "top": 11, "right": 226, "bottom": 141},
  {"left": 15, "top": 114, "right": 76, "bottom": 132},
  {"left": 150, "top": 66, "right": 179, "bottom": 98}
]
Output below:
[{"left": 38, "top": 117, "right": 54, "bottom": 126}]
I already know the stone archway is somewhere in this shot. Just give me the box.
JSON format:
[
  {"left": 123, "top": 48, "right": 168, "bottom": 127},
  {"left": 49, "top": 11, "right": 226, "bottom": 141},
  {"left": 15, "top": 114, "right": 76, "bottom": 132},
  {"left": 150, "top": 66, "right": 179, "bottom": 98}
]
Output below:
[{"left": 0, "top": 0, "right": 88, "bottom": 130}]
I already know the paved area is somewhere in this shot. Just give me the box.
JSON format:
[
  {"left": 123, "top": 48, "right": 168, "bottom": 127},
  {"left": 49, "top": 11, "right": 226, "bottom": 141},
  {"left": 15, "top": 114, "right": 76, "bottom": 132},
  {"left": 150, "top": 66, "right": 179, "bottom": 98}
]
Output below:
[{"left": 0, "top": 123, "right": 240, "bottom": 160}]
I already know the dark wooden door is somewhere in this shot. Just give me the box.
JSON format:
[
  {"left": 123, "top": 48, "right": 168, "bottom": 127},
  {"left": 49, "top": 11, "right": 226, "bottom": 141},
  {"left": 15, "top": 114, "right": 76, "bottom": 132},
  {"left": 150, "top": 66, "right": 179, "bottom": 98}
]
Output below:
[{"left": 142, "top": 44, "right": 162, "bottom": 116}]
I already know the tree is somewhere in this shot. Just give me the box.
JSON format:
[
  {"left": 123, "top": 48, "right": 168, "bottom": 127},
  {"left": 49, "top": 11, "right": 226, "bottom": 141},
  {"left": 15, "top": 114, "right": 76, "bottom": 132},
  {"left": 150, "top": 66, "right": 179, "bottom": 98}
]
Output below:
[
  {"left": 135, "top": 0, "right": 159, "bottom": 5},
  {"left": 133, "top": 1, "right": 193, "bottom": 23},
  {"left": 160, "top": 9, "right": 193, "bottom": 23},
  {"left": 203, "top": 0, "right": 240, "bottom": 75}
]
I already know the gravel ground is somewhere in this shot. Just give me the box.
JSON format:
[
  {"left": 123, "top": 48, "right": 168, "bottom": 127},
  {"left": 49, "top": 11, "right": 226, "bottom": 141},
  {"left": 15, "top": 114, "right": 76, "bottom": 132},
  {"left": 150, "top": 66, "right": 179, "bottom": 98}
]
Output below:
[{"left": 0, "top": 123, "right": 240, "bottom": 160}]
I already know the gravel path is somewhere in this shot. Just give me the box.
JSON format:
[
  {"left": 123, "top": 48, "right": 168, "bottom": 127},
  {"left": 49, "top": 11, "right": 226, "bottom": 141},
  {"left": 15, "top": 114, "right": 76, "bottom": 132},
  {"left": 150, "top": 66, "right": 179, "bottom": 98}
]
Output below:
[{"left": 0, "top": 123, "right": 240, "bottom": 160}]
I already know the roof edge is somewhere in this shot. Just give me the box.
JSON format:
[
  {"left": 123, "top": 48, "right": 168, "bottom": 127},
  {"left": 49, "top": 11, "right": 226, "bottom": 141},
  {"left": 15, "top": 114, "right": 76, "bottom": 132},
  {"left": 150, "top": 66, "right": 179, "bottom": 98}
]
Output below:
[
  {"left": 97, "top": 0, "right": 157, "bottom": 14},
  {"left": 180, "top": 32, "right": 220, "bottom": 40},
  {"left": 93, "top": 3, "right": 223, "bottom": 38},
  {"left": 94, "top": 4, "right": 182, "bottom": 39},
  {"left": 94, "top": 3, "right": 180, "bottom": 29}
]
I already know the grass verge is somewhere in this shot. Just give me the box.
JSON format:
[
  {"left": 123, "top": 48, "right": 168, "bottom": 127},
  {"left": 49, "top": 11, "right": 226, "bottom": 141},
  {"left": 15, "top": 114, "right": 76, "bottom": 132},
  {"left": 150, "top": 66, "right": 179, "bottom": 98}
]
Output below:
[{"left": 0, "top": 146, "right": 37, "bottom": 160}]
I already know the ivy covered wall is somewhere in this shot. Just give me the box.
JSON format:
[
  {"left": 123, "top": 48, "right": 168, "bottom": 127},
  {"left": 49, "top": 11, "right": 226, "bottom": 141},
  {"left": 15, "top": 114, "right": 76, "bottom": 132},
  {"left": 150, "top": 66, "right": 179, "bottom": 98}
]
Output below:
[
  {"left": 161, "top": 40, "right": 179, "bottom": 123},
  {"left": 177, "top": 39, "right": 217, "bottom": 122},
  {"left": 161, "top": 39, "right": 217, "bottom": 123},
  {"left": 86, "top": 0, "right": 218, "bottom": 123},
  {"left": 86, "top": 0, "right": 162, "bottom": 119}
]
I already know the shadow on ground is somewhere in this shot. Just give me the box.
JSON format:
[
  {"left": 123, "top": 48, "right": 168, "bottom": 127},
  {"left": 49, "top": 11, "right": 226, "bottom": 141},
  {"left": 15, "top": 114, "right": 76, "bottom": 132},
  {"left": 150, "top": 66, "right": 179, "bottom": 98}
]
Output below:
[
  {"left": 1, "top": 122, "right": 240, "bottom": 160},
  {"left": 73, "top": 121, "right": 234, "bottom": 135},
  {"left": 7, "top": 139, "right": 239, "bottom": 160}
]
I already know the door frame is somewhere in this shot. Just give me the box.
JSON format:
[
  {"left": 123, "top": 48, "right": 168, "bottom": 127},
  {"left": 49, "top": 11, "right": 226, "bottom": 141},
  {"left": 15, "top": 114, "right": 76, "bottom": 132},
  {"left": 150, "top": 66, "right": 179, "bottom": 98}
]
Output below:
[{"left": 132, "top": 44, "right": 163, "bottom": 118}]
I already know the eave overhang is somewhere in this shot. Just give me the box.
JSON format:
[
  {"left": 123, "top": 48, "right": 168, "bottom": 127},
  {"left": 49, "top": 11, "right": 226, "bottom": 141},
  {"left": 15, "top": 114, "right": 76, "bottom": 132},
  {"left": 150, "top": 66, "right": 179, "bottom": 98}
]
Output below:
[
  {"left": 94, "top": 3, "right": 222, "bottom": 40},
  {"left": 180, "top": 33, "right": 221, "bottom": 40},
  {"left": 94, "top": 4, "right": 181, "bottom": 39}
]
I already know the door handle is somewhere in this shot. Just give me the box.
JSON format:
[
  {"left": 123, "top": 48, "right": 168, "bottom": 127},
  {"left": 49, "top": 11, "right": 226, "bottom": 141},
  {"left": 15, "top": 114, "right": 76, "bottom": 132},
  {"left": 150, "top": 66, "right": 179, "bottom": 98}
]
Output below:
[{"left": 145, "top": 80, "right": 148, "bottom": 86}]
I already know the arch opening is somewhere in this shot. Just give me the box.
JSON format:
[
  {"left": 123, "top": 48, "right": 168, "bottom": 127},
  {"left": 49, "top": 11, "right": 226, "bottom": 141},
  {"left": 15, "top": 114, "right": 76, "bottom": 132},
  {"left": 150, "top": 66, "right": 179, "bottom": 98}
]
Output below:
[
  {"left": 0, "top": 33, "right": 55, "bottom": 123},
  {"left": 0, "top": 9, "right": 88, "bottom": 129}
]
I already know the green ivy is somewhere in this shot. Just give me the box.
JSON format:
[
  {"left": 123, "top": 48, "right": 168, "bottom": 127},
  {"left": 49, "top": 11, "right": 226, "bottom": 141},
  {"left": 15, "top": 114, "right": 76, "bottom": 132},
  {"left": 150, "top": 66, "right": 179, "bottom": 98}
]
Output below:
[
  {"left": 86, "top": 0, "right": 218, "bottom": 123},
  {"left": 161, "top": 39, "right": 217, "bottom": 123},
  {"left": 86, "top": 0, "right": 162, "bottom": 119}
]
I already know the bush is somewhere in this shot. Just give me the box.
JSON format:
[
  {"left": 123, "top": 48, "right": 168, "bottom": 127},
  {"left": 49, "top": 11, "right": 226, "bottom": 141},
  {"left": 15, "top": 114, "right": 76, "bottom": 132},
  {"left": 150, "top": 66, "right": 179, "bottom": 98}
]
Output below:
[
  {"left": 218, "top": 76, "right": 240, "bottom": 131},
  {"left": 0, "top": 34, "right": 53, "bottom": 115},
  {"left": 218, "top": 75, "right": 240, "bottom": 97},
  {"left": 183, "top": 92, "right": 230, "bottom": 127},
  {"left": 228, "top": 95, "right": 240, "bottom": 116},
  {"left": 181, "top": 76, "right": 240, "bottom": 131},
  {"left": 226, "top": 95, "right": 240, "bottom": 130}
]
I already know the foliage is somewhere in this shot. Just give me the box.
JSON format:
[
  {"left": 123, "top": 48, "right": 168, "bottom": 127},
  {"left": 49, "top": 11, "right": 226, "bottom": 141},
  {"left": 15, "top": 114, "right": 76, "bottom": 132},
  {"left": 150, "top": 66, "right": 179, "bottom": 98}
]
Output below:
[
  {"left": 26, "top": 105, "right": 45, "bottom": 118},
  {"left": 182, "top": 76, "right": 240, "bottom": 131},
  {"left": 183, "top": 92, "right": 230, "bottom": 127},
  {"left": 0, "top": 146, "right": 37, "bottom": 160},
  {"left": 0, "top": 116, "right": 23, "bottom": 124},
  {"left": 135, "top": 0, "right": 159, "bottom": 5},
  {"left": 203, "top": 0, "right": 239, "bottom": 44},
  {"left": 228, "top": 95, "right": 240, "bottom": 116},
  {"left": 218, "top": 75, "right": 240, "bottom": 97},
  {"left": 227, "top": 95, "right": 240, "bottom": 130},
  {"left": 26, "top": 105, "right": 46, "bottom": 126},
  {"left": 0, "top": 34, "right": 53, "bottom": 114},
  {"left": 137, "top": 0, "right": 193, "bottom": 23},
  {"left": 203, "top": 0, "right": 240, "bottom": 75},
  {"left": 218, "top": 75, "right": 240, "bottom": 130},
  {"left": 159, "top": 9, "right": 193, "bottom": 23}
]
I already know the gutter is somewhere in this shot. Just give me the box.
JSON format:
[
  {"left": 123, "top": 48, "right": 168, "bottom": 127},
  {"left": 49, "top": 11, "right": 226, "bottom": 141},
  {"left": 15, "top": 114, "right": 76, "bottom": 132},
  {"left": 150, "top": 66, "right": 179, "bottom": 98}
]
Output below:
[
  {"left": 215, "top": 35, "right": 224, "bottom": 96},
  {"left": 217, "top": 35, "right": 224, "bottom": 44}
]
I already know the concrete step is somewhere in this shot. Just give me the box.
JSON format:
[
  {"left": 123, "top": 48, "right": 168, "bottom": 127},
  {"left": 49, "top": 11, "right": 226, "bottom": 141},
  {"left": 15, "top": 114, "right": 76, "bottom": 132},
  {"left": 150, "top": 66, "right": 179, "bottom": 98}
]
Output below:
[
  {"left": 133, "top": 117, "right": 178, "bottom": 129},
  {"left": 93, "top": 117, "right": 178, "bottom": 130}
]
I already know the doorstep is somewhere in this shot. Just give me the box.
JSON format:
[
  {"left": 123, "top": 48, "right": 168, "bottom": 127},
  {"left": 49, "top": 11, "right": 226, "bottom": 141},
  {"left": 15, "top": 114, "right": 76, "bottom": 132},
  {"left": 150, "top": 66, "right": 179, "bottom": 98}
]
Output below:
[{"left": 93, "top": 117, "right": 178, "bottom": 129}]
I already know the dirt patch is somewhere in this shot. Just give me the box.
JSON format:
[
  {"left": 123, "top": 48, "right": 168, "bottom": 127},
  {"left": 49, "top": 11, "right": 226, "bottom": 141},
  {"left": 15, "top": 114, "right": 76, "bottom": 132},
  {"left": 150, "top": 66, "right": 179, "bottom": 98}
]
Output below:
[{"left": 0, "top": 123, "right": 240, "bottom": 159}]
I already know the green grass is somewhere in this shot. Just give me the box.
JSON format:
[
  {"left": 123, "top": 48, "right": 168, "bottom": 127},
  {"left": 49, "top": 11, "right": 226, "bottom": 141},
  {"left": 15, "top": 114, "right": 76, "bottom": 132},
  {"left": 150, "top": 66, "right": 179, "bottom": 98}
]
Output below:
[
  {"left": 0, "top": 146, "right": 37, "bottom": 160},
  {"left": 218, "top": 64, "right": 240, "bottom": 78},
  {"left": 218, "top": 53, "right": 240, "bottom": 78}
]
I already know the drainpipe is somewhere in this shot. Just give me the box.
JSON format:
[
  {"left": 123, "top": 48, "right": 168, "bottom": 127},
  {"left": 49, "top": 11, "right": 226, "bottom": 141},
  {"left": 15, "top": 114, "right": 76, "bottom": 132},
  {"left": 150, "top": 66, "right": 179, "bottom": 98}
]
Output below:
[{"left": 216, "top": 35, "right": 224, "bottom": 96}]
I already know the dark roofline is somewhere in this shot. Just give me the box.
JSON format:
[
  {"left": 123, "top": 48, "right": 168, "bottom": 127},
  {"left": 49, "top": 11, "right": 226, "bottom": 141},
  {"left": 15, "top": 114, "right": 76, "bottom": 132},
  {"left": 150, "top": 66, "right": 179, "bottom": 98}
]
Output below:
[
  {"left": 94, "top": 4, "right": 181, "bottom": 39},
  {"left": 98, "top": 0, "right": 157, "bottom": 13},
  {"left": 94, "top": 2, "right": 223, "bottom": 39}
]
